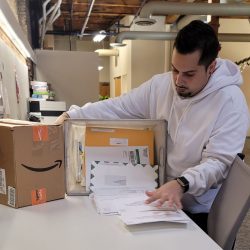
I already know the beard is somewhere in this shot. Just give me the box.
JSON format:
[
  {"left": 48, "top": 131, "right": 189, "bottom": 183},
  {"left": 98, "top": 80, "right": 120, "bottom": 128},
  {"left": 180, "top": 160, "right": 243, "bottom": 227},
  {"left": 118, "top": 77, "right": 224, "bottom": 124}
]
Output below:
[
  {"left": 175, "top": 85, "right": 193, "bottom": 98},
  {"left": 177, "top": 92, "right": 193, "bottom": 98}
]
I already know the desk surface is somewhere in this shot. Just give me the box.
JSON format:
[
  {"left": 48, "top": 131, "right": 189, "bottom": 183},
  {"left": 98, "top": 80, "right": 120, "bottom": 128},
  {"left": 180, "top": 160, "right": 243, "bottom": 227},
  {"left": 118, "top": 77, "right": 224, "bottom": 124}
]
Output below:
[{"left": 0, "top": 196, "right": 221, "bottom": 250}]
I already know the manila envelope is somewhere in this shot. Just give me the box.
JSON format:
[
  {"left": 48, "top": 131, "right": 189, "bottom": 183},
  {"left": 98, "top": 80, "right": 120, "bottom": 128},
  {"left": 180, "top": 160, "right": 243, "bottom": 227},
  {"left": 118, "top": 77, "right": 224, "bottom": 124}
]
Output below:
[{"left": 85, "top": 127, "right": 154, "bottom": 165}]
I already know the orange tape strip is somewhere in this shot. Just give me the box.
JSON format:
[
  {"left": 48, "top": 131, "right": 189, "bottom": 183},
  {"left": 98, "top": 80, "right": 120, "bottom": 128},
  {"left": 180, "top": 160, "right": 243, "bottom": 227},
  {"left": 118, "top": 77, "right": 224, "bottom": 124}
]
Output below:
[
  {"left": 33, "top": 126, "right": 48, "bottom": 141},
  {"left": 31, "top": 188, "right": 47, "bottom": 205}
]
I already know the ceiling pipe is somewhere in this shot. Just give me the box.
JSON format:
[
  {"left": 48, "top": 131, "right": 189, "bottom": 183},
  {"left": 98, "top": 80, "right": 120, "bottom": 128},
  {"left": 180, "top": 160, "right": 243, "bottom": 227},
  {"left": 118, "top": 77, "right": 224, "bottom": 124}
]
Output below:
[
  {"left": 95, "top": 49, "right": 119, "bottom": 56},
  {"left": 218, "top": 33, "right": 250, "bottom": 42},
  {"left": 113, "top": 31, "right": 250, "bottom": 46},
  {"left": 135, "top": 2, "right": 250, "bottom": 25},
  {"left": 115, "top": 31, "right": 177, "bottom": 43},
  {"left": 46, "top": 0, "right": 62, "bottom": 28},
  {"left": 39, "top": 0, "right": 51, "bottom": 45},
  {"left": 39, "top": 0, "right": 62, "bottom": 48},
  {"left": 80, "top": 0, "right": 95, "bottom": 37}
]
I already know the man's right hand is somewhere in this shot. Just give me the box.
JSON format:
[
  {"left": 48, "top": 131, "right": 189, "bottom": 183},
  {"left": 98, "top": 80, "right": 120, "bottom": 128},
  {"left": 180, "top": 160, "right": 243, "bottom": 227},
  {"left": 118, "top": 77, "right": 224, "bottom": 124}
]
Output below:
[
  {"left": 54, "top": 112, "right": 70, "bottom": 125},
  {"left": 145, "top": 180, "right": 184, "bottom": 209}
]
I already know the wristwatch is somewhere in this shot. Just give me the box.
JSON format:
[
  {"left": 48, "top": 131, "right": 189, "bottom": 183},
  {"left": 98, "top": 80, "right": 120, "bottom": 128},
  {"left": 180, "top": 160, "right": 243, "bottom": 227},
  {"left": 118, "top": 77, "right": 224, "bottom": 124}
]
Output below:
[{"left": 175, "top": 176, "right": 189, "bottom": 193}]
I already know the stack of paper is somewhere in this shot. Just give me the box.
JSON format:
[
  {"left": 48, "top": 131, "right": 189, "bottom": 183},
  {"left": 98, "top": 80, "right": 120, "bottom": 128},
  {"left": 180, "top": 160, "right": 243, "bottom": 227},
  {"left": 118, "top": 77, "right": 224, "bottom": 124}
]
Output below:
[
  {"left": 90, "top": 162, "right": 158, "bottom": 215},
  {"left": 89, "top": 162, "right": 190, "bottom": 226},
  {"left": 84, "top": 126, "right": 155, "bottom": 192},
  {"left": 115, "top": 194, "right": 190, "bottom": 225}
]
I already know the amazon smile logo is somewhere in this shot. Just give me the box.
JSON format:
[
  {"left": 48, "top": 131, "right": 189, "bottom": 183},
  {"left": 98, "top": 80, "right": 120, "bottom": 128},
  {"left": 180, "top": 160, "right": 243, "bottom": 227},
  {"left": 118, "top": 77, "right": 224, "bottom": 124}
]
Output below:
[{"left": 21, "top": 160, "right": 62, "bottom": 172}]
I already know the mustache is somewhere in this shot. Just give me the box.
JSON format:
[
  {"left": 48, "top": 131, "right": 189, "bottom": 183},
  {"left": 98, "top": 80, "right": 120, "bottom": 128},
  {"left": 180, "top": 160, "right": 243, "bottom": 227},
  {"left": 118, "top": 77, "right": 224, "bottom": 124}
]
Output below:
[{"left": 175, "top": 84, "right": 187, "bottom": 89}]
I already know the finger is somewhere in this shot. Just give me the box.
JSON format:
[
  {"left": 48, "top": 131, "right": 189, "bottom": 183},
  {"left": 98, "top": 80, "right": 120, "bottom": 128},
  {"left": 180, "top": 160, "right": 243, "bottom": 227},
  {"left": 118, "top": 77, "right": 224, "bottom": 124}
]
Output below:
[
  {"left": 167, "top": 197, "right": 175, "bottom": 208},
  {"left": 145, "top": 189, "right": 161, "bottom": 203},
  {"left": 156, "top": 199, "right": 166, "bottom": 208},
  {"left": 174, "top": 199, "right": 183, "bottom": 210},
  {"left": 145, "top": 190, "right": 154, "bottom": 197},
  {"left": 145, "top": 194, "right": 158, "bottom": 204},
  {"left": 169, "top": 196, "right": 182, "bottom": 210}
]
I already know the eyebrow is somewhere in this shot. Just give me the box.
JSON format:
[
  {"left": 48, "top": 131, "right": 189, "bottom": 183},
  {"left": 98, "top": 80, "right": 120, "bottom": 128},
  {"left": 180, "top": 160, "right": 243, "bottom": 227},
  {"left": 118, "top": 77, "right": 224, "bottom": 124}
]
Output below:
[{"left": 171, "top": 64, "right": 197, "bottom": 73}]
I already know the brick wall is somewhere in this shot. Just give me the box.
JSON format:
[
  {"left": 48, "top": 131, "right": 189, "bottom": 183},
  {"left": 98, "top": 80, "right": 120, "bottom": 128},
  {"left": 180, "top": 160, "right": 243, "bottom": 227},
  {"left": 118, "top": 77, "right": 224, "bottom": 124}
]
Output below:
[
  {"left": 6, "top": 0, "right": 32, "bottom": 45},
  {"left": 17, "top": 0, "right": 32, "bottom": 45}
]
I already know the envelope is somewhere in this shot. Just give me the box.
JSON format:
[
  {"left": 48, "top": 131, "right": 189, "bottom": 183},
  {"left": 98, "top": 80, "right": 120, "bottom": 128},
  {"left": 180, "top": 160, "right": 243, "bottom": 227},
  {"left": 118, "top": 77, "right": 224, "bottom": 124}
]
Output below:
[
  {"left": 85, "top": 127, "right": 154, "bottom": 164},
  {"left": 90, "top": 161, "right": 158, "bottom": 191}
]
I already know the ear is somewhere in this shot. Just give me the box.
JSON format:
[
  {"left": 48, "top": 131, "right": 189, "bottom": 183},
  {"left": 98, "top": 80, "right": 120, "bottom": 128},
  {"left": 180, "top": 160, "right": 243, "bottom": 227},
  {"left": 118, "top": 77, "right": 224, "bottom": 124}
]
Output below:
[{"left": 208, "top": 60, "right": 217, "bottom": 74}]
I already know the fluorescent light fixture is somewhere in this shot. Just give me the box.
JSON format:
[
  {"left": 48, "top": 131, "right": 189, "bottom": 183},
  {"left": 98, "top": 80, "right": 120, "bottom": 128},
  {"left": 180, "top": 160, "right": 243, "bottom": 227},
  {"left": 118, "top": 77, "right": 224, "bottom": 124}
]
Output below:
[
  {"left": 206, "top": 15, "right": 212, "bottom": 23},
  {"left": 0, "top": 10, "right": 31, "bottom": 58},
  {"left": 93, "top": 30, "right": 106, "bottom": 42},
  {"left": 98, "top": 66, "right": 104, "bottom": 71}
]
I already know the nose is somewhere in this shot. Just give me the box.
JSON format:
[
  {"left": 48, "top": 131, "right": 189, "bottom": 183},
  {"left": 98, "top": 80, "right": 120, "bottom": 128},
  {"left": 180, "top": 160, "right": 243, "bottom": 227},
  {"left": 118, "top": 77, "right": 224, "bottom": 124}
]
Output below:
[{"left": 175, "top": 73, "right": 183, "bottom": 86}]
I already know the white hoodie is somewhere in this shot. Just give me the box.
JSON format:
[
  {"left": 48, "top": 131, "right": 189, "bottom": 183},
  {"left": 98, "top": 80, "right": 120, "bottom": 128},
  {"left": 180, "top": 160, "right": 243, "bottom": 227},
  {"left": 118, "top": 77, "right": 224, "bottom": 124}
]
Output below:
[{"left": 68, "top": 58, "right": 249, "bottom": 213}]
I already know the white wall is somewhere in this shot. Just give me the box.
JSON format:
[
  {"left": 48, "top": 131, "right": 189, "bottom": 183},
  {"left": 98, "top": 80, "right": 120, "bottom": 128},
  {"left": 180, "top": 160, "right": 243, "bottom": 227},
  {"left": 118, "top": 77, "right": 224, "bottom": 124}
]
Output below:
[
  {"left": 219, "top": 19, "right": 250, "bottom": 135},
  {"left": 0, "top": 39, "right": 29, "bottom": 120},
  {"left": 76, "top": 39, "right": 110, "bottom": 83},
  {"left": 35, "top": 50, "right": 99, "bottom": 109},
  {"left": 109, "top": 15, "right": 170, "bottom": 97},
  {"left": 53, "top": 35, "right": 77, "bottom": 51},
  {"left": 98, "top": 56, "right": 110, "bottom": 82},
  {"left": 109, "top": 40, "right": 132, "bottom": 97},
  {"left": 131, "top": 40, "right": 165, "bottom": 88}
]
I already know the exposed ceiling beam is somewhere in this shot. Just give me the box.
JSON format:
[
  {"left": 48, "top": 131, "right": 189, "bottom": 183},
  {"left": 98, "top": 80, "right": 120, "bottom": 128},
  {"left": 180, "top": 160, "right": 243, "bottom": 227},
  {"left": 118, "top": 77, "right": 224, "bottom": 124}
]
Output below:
[{"left": 60, "top": 11, "right": 135, "bottom": 17}]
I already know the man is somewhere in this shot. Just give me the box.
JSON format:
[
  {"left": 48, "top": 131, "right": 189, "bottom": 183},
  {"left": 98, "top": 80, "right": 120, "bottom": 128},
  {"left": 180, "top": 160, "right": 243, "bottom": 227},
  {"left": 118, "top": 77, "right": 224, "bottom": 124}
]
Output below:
[{"left": 56, "top": 20, "right": 249, "bottom": 231}]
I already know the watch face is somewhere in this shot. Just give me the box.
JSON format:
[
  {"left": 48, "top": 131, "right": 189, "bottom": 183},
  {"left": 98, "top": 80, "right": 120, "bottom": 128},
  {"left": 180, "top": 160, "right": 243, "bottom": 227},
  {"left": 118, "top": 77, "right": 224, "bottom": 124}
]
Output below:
[
  {"left": 177, "top": 177, "right": 189, "bottom": 192},
  {"left": 178, "top": 177, "right": 189, "bottom": 186}
]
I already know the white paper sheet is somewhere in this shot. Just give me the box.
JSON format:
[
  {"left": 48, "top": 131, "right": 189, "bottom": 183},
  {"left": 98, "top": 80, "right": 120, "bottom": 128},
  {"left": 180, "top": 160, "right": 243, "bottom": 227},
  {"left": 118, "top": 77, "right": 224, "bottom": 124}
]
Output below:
[
  {"left": 90, "top": 190, "right": 147, "bottom": 215},
  {"left": 115, "top": 193, "right": 190, "bottom": 225},
  {"left": 119, "top": 210, "right": 190, "bottom": 225},
  {"left": 90, "top": 162, "right": 158, "bottom": 190},
  {"left": 90, "top": 162, "right": 158, "bottom": 215}
]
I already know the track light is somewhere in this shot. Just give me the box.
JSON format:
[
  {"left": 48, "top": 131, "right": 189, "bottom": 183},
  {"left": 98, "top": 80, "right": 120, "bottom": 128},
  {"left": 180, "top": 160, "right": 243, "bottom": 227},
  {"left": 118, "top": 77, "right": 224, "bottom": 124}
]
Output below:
[{"left": 93, "top": 30, "right": 106, "bottom": 42}]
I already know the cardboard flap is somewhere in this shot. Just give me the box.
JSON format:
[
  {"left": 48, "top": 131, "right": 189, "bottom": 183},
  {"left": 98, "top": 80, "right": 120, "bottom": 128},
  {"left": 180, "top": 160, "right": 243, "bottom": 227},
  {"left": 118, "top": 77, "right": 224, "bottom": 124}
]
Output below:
[
  {"left": 0, "top": 119, "right": 61, "bottom": 128},
  {"left": 0, "top": 119, "right": 36, "bottom": 126}
]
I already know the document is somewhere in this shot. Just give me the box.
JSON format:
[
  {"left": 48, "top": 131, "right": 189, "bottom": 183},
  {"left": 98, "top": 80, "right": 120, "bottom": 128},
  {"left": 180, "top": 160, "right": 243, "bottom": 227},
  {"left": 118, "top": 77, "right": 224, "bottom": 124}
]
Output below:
[
  {"left": 90, "top": 161, "right": 158, "bottom": 215},
  {"left": 85, "top": 146, "right": 151, "bottom": 191},
  {"left": 90, "top": 161, "right": 158, "bottom": 190},
  {"left": 89, "top": 162, "right": 189, "bottom": 226},
  {"left": 90, "top": 189, "right": 147, "bottom": 215},
  {"left": 115, "top": 193, "right": 190, "bottom": 225}
]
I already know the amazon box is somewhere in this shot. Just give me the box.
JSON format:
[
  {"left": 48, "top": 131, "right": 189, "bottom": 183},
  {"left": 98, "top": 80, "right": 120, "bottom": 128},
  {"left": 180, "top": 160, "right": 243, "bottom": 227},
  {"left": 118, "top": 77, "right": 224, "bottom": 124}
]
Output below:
[{"left": 0, "top": 119, "right": 65, "bottom": 208}]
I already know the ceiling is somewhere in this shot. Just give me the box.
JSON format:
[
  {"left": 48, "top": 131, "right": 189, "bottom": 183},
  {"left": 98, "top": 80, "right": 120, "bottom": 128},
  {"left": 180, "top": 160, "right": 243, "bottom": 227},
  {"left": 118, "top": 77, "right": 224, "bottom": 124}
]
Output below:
[
  {"left": 29, "top": 0, "right": 250, "bottom": 47},
  {"left": 45, "top": 0, "right": 204, "bottom": 36}
]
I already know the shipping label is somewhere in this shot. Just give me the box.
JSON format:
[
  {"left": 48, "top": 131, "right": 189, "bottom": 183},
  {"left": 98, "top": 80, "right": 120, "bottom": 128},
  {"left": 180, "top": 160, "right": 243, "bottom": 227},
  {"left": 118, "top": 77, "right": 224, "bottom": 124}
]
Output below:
[
  {"left": 8, "top": 186, "right": 16, "bottom": 207},
  {"left": 0, "top": 168, "right": 6, "bottom": 195}
]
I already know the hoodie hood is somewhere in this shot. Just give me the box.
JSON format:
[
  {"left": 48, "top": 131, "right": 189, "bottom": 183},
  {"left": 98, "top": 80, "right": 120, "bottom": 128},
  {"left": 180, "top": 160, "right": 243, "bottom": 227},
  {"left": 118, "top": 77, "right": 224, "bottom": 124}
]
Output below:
[
  {"left": 168, "top": 58, "right": 243, "bottom": 143},
  {"left": 171, "top": 58, "right": 243, "bottom": 102}
]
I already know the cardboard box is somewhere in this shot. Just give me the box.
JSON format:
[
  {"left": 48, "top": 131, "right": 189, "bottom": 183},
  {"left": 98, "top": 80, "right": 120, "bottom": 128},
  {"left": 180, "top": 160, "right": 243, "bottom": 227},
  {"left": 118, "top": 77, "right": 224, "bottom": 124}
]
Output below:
[{"left": 0, "top": 119, "right": 65, "bottom": 208}]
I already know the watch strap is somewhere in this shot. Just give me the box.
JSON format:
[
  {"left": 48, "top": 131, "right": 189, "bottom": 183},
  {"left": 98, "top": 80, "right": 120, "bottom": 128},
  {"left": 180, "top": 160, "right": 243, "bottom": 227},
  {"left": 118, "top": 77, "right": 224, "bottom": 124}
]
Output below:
[{"left": 175, "top": 176, "right": 189, "bottom": 193}]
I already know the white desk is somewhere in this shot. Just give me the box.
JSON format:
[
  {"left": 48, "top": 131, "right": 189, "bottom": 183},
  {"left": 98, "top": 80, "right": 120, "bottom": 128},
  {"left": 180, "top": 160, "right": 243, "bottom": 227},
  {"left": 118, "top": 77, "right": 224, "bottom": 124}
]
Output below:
[{"left": 0, "top": 196, "right": 221, "bottom": 250}]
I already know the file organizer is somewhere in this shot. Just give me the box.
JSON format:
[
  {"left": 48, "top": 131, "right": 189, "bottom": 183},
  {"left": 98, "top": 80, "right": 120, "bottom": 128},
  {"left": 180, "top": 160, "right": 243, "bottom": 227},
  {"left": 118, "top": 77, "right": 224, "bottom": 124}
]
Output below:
[{"left": 64, "top": 119, "right": 167, "bottom": 195}]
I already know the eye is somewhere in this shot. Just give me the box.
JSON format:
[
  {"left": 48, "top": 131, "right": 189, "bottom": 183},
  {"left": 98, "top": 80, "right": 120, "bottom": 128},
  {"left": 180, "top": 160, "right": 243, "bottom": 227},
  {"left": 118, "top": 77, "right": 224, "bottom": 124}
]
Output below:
[
  {"left": 184, "top": 73, "right": 195, "bottom": 77},
  {"left": 172, "top": 68, "right": 179, "bottom": 74}
]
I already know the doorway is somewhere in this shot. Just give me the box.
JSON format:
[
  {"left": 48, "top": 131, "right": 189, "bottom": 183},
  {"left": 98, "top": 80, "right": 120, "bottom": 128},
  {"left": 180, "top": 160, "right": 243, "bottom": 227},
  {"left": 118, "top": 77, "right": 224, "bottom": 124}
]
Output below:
[{"left": 114, "top": 76, "right": 121, "bottom": 97}]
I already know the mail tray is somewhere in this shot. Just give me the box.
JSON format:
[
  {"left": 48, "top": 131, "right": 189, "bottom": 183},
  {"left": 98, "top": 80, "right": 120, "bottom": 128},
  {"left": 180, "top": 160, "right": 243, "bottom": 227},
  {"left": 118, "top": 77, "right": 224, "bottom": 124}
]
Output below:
[{"left": 64, "top": 119, "right": 167, "bottom": 195}]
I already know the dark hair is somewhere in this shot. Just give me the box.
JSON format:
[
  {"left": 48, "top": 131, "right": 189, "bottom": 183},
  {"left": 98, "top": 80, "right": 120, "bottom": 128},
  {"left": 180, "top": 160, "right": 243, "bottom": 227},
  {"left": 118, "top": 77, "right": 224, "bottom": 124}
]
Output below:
[{"left": 174, "top": 20, "right": 220, "bottom": 69}]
